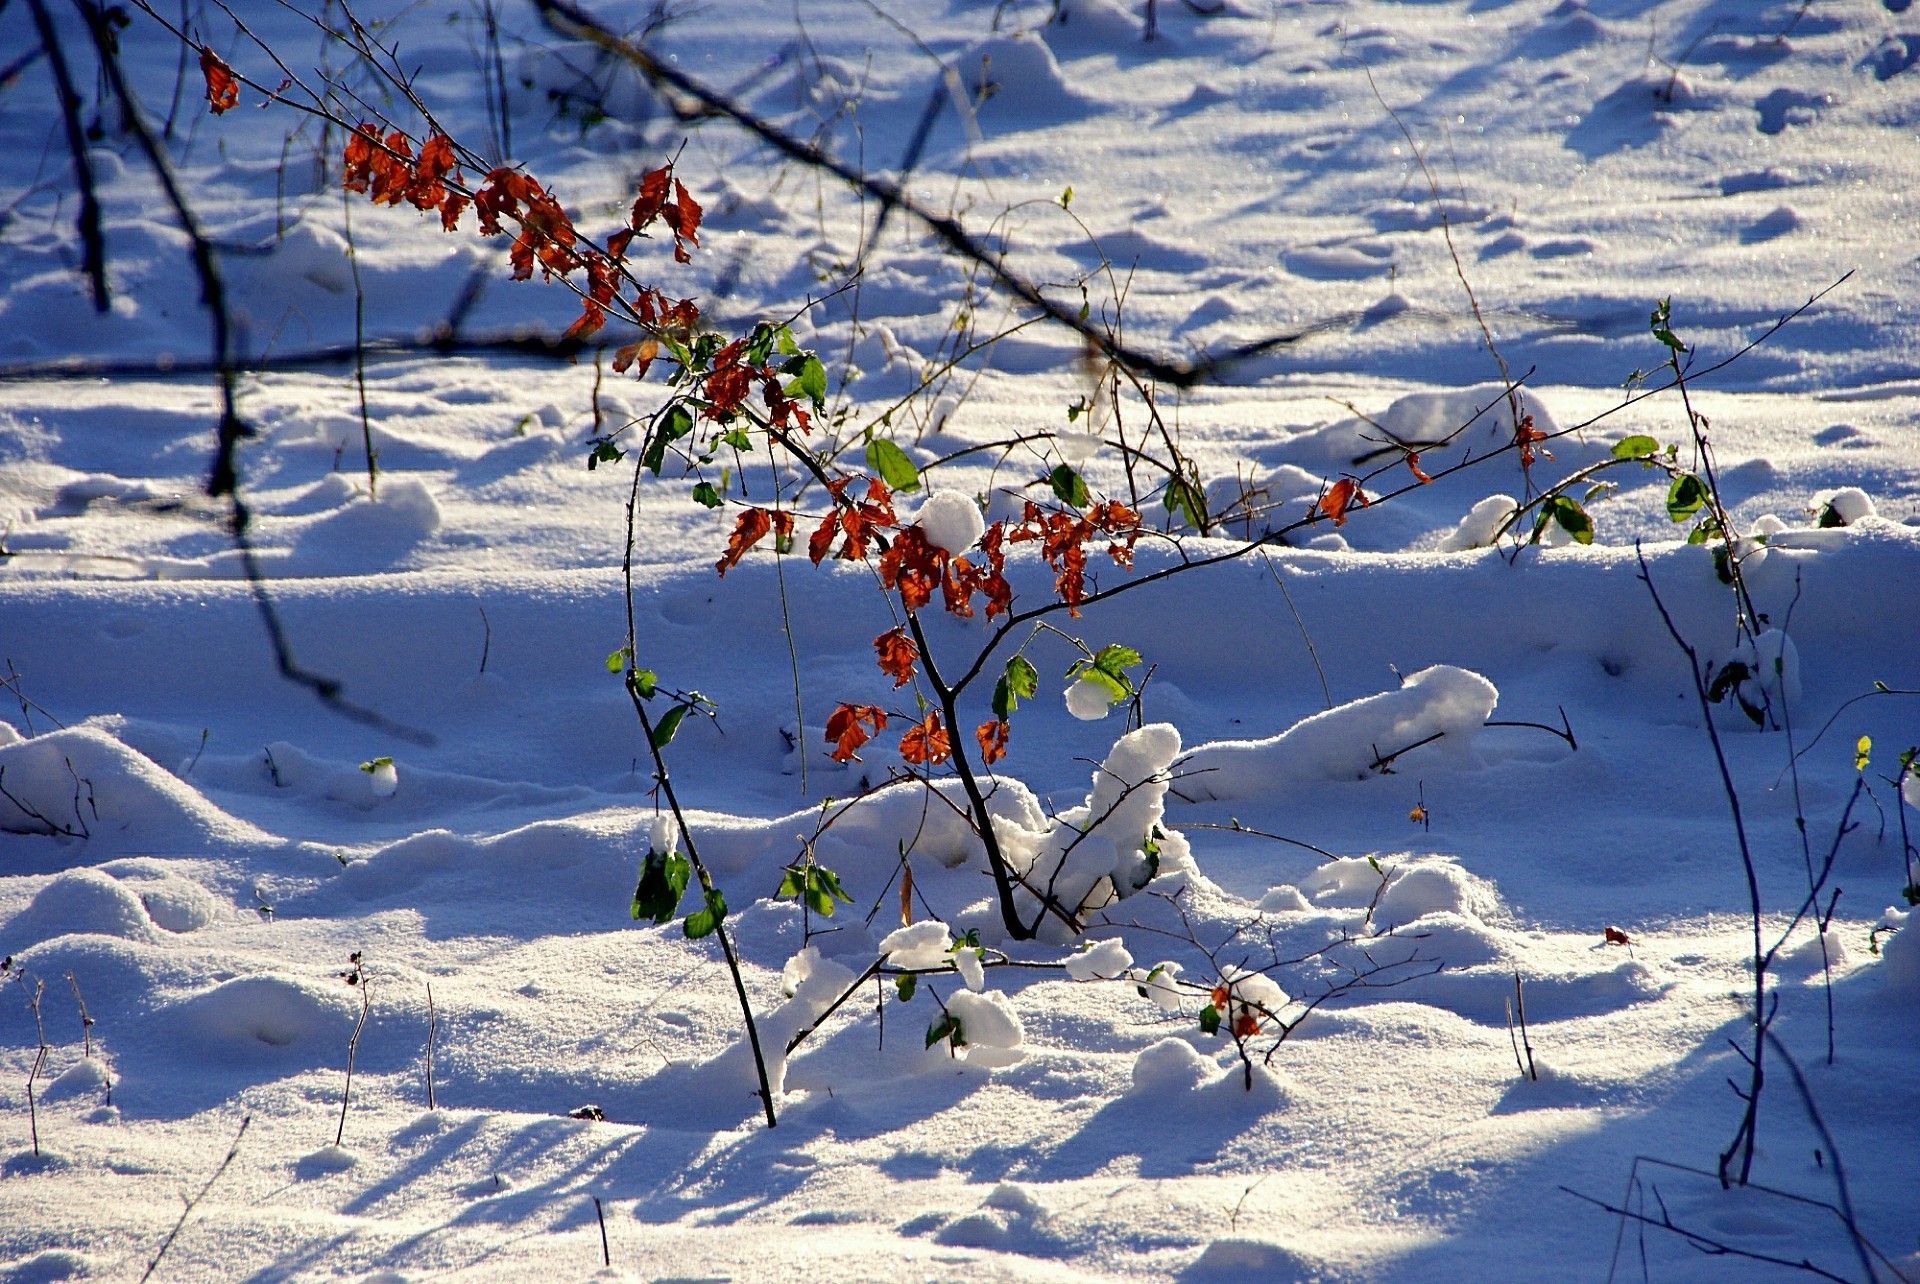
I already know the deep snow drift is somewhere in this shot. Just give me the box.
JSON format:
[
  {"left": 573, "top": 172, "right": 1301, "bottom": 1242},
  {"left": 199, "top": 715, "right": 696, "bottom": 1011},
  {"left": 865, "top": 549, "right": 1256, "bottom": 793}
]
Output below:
[{"left": 2, "top": 1, "right": 1918, "bottom": 1280}]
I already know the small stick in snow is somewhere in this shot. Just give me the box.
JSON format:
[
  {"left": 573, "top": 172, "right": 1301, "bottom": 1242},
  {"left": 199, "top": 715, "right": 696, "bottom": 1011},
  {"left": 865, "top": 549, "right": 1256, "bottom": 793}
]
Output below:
[
  {"left": 140, "top": 1115, "right": 251, "bottom": 1284},
  {"left": 424, "top": 981, "right": 438, "bottom": 1112},
  {"left": 592, "top": 1196, "right": 611, "bottom": 1267},
  {"left": 335, "top": 953, "right": 370, "bottom": 1147}
]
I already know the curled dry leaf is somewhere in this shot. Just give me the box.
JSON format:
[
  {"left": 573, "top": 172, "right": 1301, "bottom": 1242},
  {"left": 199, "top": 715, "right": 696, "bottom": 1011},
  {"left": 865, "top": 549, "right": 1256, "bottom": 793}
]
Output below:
[
  {"left": 200, "top": 47, "right": 240, "bottom": 115},
  {"left": 1315, "top": 477, "right": 1369, "bottom": 528},
  {"left": 874, "top": 628, "right": 918, "bottom": 687},
  {"left": 825, "top": 704, "right": 887, "bottom": 763}
]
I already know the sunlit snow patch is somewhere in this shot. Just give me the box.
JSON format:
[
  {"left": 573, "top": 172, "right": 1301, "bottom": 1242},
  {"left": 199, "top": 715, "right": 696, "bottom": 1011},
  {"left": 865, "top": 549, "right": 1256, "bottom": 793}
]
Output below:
[{"left": 1178, "top": 665, "right": 1498, "bottom": 799}]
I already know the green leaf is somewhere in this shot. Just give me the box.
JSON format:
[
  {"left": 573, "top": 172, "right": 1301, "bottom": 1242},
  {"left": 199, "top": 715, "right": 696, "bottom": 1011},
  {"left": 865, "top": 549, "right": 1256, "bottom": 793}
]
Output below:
[
  {"left": 895, "top": 973, "right": 917, "bottom": 1003},
  {"left": 1163, "top": 469, "right": 1208, "bottom": 530},
  {"left": 1550, "top": 497, "right": 1594, "bottom": 545},
  {"left": 1856, "top": 735, "right": 1872, "bottom": 772},
  {"left": 359, "top": 756, "right": 393, "bottom": 773},
  {"left": 1707, "top": 661, "right": 1750, "bottom": 706},
  {"left": 866, "top": 438, "right": 920, "bottom": 492},
  {"left": 795, "top": 355, "right": 829, "bottom": 408},
  {"left": 718, "top": 428, "right": 754, "bottom": 452},
  {"left": 633, "top": 668, "right": 658, "bottom": 700},
  {"left": 643, "top": 405, "right": 695, "bottom": 476},
  {"left": 1198, "top": 1004, "right": 1222, "bottom": 1036},
  {"left": 775, "top": 869, "right": 804, "bottom": 899},
  {"left": 1712, "top": 545, "right": 1734, "bottom": 585},
  {"left": 1650, "top": 297, "right": 1686, "bottom": 354},
  {"left": 926, "top": 1013, "right": 964, "bottom": 1049},
  {"left": 814, "top": 866, "right": 851, "bottom": 906},
  {"left": 1069, "top": 662, "right": 1130, "bottom": 702},
  {"left": 652, "top": 704, "right": 689, "bottom": 749},
  {"left": 1666, "top": 473, "right": 1708, "bottom": 524},
  {"left": 1093, "top": 644, "right": 1144, "bottom": 678},
  {"left": 1049, "top": 464, "right": 1090, "bottom": 508},
  {"left": 993, "top": 656, "right": 1040, "bottom": 721},
  {"left": 1060, "top": 185, "right": 1073, "bottom": 208},
  {"left": 632, "top": 851, "right": 691, "bottom": 924},
  {"left": 691, "top": 482, "right": 723, "bottom": 509},
  {"left": 606, "top": 649, "right": 626, "bottom": 675},
  {"left": 683, "top": 887, "right": 728, "bottom": 939},
  {"left": 1611, "top": 435, "right": 1660, "bottom": 460},
  {"left": 587, "top": 439, "right": 624, "bottom": 471}
]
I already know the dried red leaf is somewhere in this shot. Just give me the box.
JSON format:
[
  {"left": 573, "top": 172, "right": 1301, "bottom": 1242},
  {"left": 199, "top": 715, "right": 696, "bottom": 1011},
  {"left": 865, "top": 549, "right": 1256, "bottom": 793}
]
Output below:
[
  {"left": 562, "top": 299, "right": 606, "bottom": 343},
  {"left": 874, "top": 627, "right": 918, "bottom": 687},
  {"left": 200, "top": 47, "right": 240, "bottom": 115},
  {"left": 408, "top": 133, "right": 459, "bottom": 212},
  {"left": 898, "top": 712, "right": 950, "bottom": 767},
  {"left": 342, "top": 123, "right": 381, "bottom": 195},
  {"left": 1315, "top": 477, "right": 1369, "bottom": 527},
  {"left": 1515, "top": 415, "right": 1551, "bottom": 470},
  {"left": 716, "top": 508, "right": 774, "bottom": 577},
  {"left": 369, "top": 131, "right": 415, "bottom": 207},
  {"left": 825, "top": 703, "right": 887, "bottom": 764},
  {"left": 631, "top": 166, "right": 674, "bottom": 231},
  {"left": 976, "top": 719, "right": 1009, "bottom": 766},
  {"left": 1603, "top": 925, "right": 1632, "bottom": 947},
  {"left": 1233, "top": 1011, "right": 1261, "bottom": 1039},
  {"left": 1407, "top": 452, "right": 1433, "bottom": 484},
  {"left": 613, "top": 339, "right": 658, "bottom": 378},
  {"left": 878, "top": 525, "right": 944, "bottom": 613}
]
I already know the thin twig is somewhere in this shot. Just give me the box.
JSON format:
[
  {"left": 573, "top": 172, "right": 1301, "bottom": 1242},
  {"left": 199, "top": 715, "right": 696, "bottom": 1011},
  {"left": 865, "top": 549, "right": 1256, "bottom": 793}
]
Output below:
[{"left": 140, "top": 1116, "right": 252, "bottom": 1284}]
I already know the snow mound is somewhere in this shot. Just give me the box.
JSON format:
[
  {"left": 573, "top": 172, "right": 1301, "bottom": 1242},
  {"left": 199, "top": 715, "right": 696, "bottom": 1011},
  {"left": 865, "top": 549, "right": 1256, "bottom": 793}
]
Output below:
[
  {"left": 960, "top": 34, "right": 1086, "bottom": 117},
  {"left": 0, "top": 1248, "right": 97, "bottom": 1282},
  {"left": 1004, "top": 723, "right": 1190, "bottom": 938},
  {"left": 945, "top": 989, "right": 1026, "bottom": 1067},
  {"left": 167, "top": 974, "right": 357, "bottom": 1060},
  {"left": 1130, "top": 1037, "right": 1209, "bottom": 1094},
  {"left": 1187, "top": 1238, "right": 1323, "bottom": 1277},
  {"left": 39, "top": 1057, "right": 114, "bottom": 1104},
  {"left": 0, "top": 723, "right": 270, "bottom": 852},
  {"left": 1372, "top": 860, "right": 1505, "bottom": 927},
  {"left": 1439, "top": 494, "right": 1520, "bottom": 551},
  {"left": 695, "top": 948, "right": 858, "bottom": 1110},
  {"left": 7, "top": 868, "right": 157, "bottom": 946},
  {"left": 1179, "top": 666, "right": 1498, "bottom": 799}
]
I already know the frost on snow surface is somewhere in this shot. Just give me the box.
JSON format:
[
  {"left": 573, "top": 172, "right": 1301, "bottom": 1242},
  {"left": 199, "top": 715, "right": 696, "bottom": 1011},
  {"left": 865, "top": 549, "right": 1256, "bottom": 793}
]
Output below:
[{"left": 4, "top": 1, "right": 1920, "bottom": 1280}]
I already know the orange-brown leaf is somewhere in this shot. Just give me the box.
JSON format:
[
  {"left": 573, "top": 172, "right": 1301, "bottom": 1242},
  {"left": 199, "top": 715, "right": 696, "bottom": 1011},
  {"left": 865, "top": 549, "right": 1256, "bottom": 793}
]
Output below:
[
  {"left": 898, "top": 713, "right": 950, "bottom": 767},
  {"left": 408, "top": 133, "right": 459, "bottom": 212},
  {"left": 1315, "top": 477, "right": 1369, "bottom": 527},
  {"left": 562, "top": 299, "right": 606, "bottom": 343},
  {"left": 613, "top": 339, "right": 658, "bottom": 379},
  {"left": 1407, "top": 452, "right": 1433, "bottom": 484},
  {"left": 200, "top": 47, "right": 240, "bottom": 115},
  {"left": 631, "top": 166, "right": 673, "bottom": 230},
  {"left": 1515, "top": 415, "right": 1551, "bottom": 470},
  {"left": 825, "top": 703, "right": 887, "bottom": 764},
  {"left": 874, "top": 627, "right": 918, "bottom": 687},
  {"left": 976, "top": 719, "right": 1009, "bottom": 766},
  {"left": 716, "top": 508, "right": 774, "bottom": 577}
]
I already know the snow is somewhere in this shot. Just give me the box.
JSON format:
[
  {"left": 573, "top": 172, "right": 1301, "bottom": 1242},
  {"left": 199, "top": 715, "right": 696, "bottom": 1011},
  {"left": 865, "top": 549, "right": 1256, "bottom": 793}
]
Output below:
[
  {"left": 878, "top": 919, "right": 952, "bottom": 971},
  {"left": 3, "top": 0, "right": 1920, "bottom": 1279},
  {"left": 1180, "top": 665, "right": 1500, "bottom": 797},
  {"left": 1064, "top": 674, "right": 1115, "bottom": 720},
  {"left": 914, "top": 489, "right": 986, "bottom": 557}
]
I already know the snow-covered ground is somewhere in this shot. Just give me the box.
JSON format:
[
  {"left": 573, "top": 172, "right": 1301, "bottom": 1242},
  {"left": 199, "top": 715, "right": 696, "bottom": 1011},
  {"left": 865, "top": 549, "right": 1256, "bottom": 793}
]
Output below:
[{"left": 2, "top": 1, "right": 1918, "bottom": 1279}]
